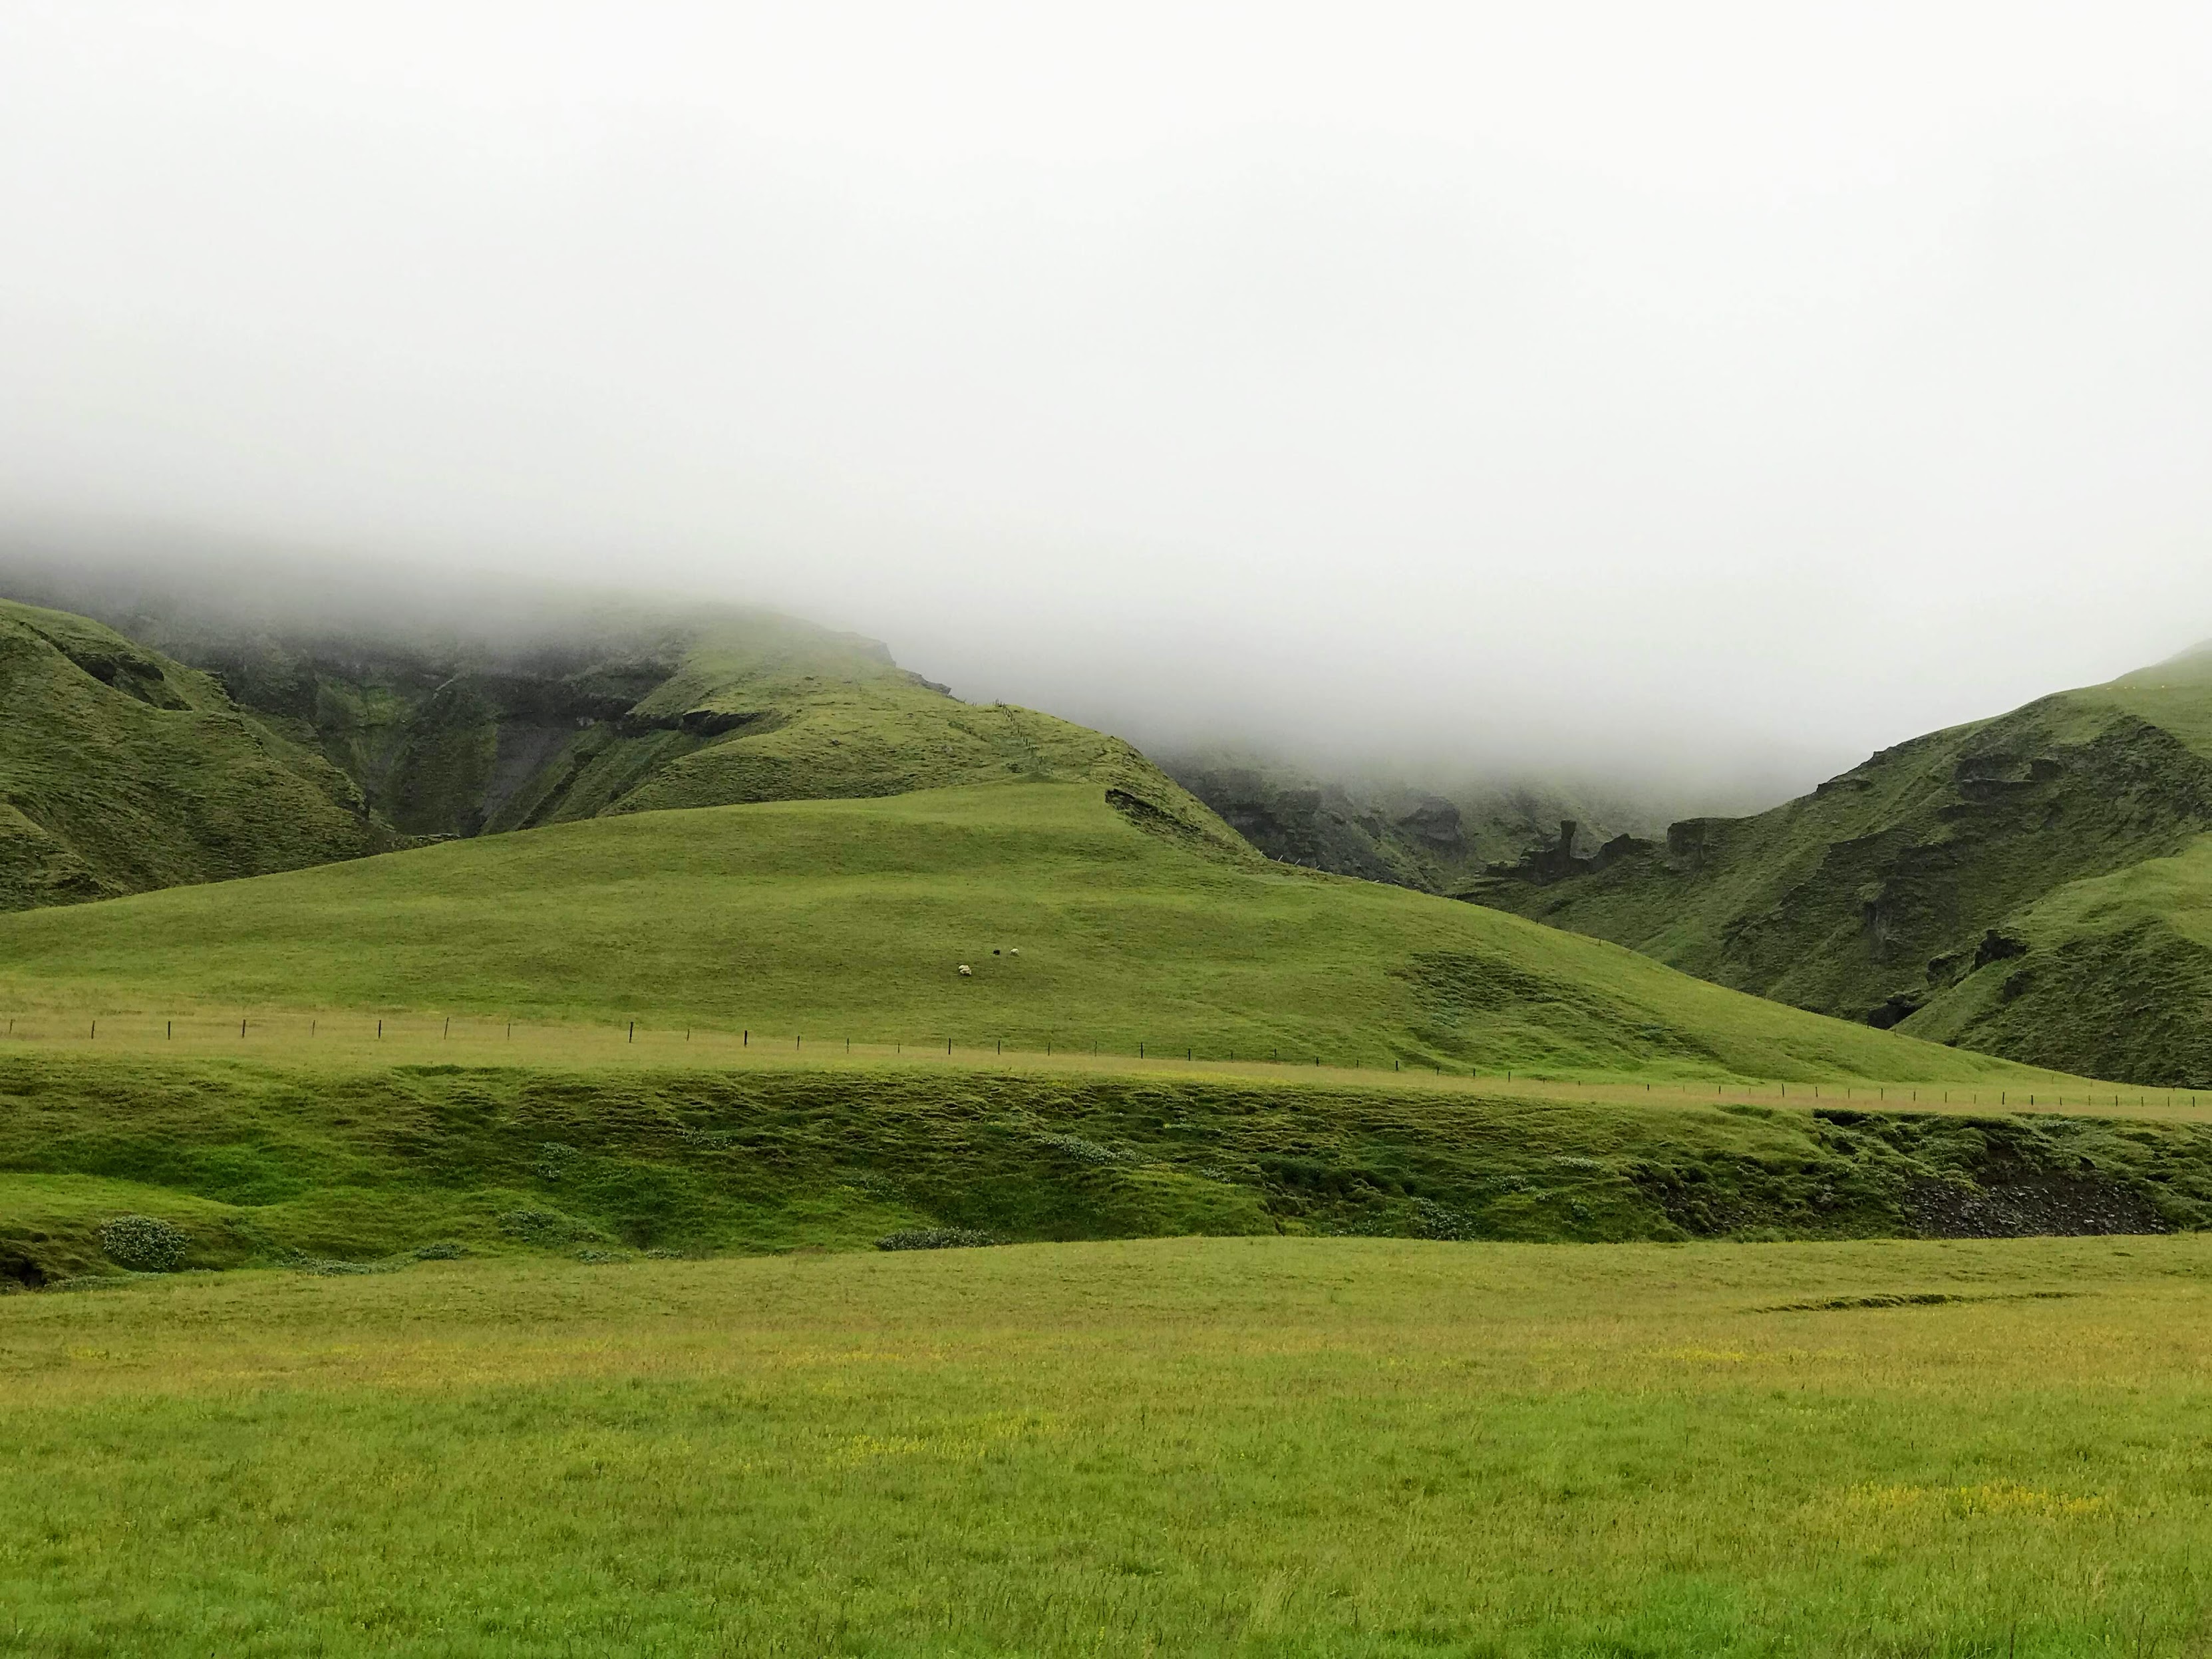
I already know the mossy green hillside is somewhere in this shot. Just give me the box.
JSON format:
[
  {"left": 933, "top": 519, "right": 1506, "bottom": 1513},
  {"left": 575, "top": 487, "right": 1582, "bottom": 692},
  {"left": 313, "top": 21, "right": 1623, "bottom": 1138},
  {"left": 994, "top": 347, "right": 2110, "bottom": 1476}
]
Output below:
[
  {"left": 1905, "top": 833, "right": 2212, "bottom": 1086},
  {"left": 0, "top": 599, "right": 398, "bottom": 912},
  {"left": 2, "top": 1048, "right": 2203, "bottom": 1288},
  {"left": 113, "top": 596, "right": 1223, "bottom": 844},
  {"left": 1472, "top": 644, "right": 2212, "bottom": 1086},
  {"left": 0, "top": 781, "right": 2059, "bottom": 1084}
]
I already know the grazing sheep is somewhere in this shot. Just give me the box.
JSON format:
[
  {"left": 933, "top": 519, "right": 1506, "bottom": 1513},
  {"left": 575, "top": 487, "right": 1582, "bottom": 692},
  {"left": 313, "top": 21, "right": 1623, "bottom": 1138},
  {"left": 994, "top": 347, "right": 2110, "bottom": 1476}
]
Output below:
[
  {"left": 957, "top": 964, "right": 973, "bottom": 977},
  {"left": 1009, "top": 947, "right": 1020, "bottom": 956}
]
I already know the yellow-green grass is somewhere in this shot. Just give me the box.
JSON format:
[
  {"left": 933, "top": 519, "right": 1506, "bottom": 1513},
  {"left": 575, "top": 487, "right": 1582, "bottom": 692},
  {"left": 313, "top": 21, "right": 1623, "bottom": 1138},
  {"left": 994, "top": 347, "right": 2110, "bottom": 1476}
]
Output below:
[
  {"left": 5, "top": 1236, "right": 2211, "bottom": 1655},
  {"left": 1996, "top": 832, "right": 2212, "bottom": 953},
  {"left": 0, "top": 782, "right": 2066, "bottom": 1086},
  {"left": 0, "top": 1011, "right": 2181, "bottom": 1116},
  {"left": 2095, "top": 641, "right": 2212, "bottom": 762}
]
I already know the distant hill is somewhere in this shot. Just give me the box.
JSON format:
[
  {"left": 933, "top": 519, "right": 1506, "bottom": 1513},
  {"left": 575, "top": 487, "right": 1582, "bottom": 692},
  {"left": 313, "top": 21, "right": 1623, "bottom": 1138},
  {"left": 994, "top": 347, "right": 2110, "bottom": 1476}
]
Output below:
[
  {"left": 158, "top": 608, "right": 1209, "bottom": 839},
  {"left": 1160, "top": 755, "right": 1676, "bottom": 891},
  {"left": 0, "top": 599, "right": 398, "bottom": 911},
  {"left": 1469, "top": 645, "right": 2212, "bottom": 1086},
  {"left": 0, "top": 575, "right": 1235, "bottom": 891},
  {"left": 0, "top": 778, "right": 2052, "bottom": 1086}
]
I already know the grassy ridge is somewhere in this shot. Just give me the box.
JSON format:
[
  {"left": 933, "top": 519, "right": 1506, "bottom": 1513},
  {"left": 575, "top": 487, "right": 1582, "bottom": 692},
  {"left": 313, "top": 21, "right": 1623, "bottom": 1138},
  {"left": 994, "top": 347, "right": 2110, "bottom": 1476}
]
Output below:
[
  {"left": 0, "top": 782, "right": 2057, "bottom": 1083},
  {"left": 2, "top": 1047, "right": 2202, "bottom": 1286},
  {"left": 1472, "top": 649, "right": 2212, "bottom": 1086},
  {"left": 7, "top": 1236, "right": 2212, "bottom": 1653},
  {"left": 0, "top": 600, "right": 395, "bottom": 909}
]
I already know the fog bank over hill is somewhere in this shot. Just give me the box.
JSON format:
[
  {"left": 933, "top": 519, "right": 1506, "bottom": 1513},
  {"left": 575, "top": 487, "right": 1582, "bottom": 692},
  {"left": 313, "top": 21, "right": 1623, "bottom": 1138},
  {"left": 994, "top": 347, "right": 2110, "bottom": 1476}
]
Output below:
[
  {"left": 4, "top": 3, "right": 2212, "bottom": 814},
  {"left": 1, "top": 526, "right": 1829, "bottom": 829}
]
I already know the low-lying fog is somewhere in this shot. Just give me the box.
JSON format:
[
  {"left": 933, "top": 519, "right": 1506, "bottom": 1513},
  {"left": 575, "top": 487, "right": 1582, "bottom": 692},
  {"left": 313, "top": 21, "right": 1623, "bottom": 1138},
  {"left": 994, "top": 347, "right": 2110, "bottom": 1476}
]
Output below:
[{"left": 5, "top": 3, "right": 2211, "bottom": 816}]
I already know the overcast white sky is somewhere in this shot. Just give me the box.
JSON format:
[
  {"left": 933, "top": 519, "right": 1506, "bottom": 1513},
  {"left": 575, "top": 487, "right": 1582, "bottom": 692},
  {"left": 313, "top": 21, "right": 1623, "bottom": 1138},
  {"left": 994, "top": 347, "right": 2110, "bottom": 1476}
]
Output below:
[{"left": 5, "top": 2, "right": 2211, "bottom": 799}]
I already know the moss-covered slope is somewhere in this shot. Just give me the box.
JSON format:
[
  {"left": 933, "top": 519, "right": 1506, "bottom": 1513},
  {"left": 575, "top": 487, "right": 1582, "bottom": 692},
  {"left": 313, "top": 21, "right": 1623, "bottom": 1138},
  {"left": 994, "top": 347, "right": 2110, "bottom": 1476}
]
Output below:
[
  {"left": 1, "top": 587, "right": 1237, "bottom": 903},
  {"left": 1164, "top": 754, "right": 1673, "bottom": 891},
  {"left": 109, "top": 601, "right": 1227, "bottom": 846},
  {"left": 1470, "top": 645, "right": 2212, "bottom": 1086},
  {"left": 1, "top": 1052, "right": 2199, "bottom": 1287},
  {"left": 0, "top": 601, "right": 398, "bottom": 911}
]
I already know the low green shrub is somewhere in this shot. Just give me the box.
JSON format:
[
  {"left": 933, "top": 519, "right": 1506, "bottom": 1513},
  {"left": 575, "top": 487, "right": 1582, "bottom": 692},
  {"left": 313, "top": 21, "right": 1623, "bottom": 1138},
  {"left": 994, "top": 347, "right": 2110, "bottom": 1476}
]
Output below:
[
  {"left": 99, "top": 1214, "right": 186, "bottom": 1273},
  {"left": 498, "top": 1208, "right": 604, "bottom": 1245},
  {"left": 875, "top": 1227, "right": 997, "bottom": 1251},
  {"left": 534, "top": 1142, "right": 580, "bottom": 1181},
  {"left": 1036, "top": 1133, "right": 1125, "bottom": 1164}
]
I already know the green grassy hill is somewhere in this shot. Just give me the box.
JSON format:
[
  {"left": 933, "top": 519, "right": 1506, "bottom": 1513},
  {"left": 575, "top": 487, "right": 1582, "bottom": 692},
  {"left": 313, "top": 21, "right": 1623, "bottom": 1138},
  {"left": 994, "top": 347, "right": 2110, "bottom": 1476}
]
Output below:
[
  {"left": 1472, "top": 645, "right": 2212, "bottom": 1086},
  {"left": 0, "top": 777, "right": 2058, "bottom": 1084},
  {"left": 81, "top": 591, "right": 1181, "bottom": 841},
  {"left": 1, "top": 584, "right": 1239, "bottom": 903},
  {"left": 0, "top": 599, "right": 398, "bottom": 911}
]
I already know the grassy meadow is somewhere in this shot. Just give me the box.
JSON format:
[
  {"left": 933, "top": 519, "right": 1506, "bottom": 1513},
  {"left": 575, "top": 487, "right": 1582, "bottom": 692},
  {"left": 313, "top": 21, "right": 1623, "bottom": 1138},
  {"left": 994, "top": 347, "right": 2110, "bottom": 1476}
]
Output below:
[
  {"left": 7, "top": 641, "right": 2207, "bottom": 1658},
  {"left": 0, "top": 782, "right": 2062, "bottom": 1085},
  {"left": 7, "top": 1235, "right": 2212, "bottom": 1656}
]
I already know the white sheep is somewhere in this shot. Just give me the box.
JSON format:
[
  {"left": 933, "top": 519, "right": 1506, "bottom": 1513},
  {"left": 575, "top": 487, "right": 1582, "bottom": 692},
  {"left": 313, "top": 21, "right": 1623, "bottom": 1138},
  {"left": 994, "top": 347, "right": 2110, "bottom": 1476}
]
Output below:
[{"left": 957, "top": 964, "right": 973, "bottom": 977}]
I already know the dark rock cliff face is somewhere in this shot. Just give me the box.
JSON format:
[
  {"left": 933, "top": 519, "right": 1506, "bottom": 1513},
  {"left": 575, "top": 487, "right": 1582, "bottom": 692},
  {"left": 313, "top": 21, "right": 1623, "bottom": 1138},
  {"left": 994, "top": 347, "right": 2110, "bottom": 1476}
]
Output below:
[
  {"left": 187, "top": 637, "right": 684, "bottom": 838},
  {"left": 1162, "top": 766, "right": 1433, "bottom": 887}
]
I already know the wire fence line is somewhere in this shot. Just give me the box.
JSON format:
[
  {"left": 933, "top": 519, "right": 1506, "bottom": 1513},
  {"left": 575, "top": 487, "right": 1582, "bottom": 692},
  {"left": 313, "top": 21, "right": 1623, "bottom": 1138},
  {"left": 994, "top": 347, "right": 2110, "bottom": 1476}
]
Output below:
[{"left": 0, "top": 1008, "right": 2200, "bottom": 1117}]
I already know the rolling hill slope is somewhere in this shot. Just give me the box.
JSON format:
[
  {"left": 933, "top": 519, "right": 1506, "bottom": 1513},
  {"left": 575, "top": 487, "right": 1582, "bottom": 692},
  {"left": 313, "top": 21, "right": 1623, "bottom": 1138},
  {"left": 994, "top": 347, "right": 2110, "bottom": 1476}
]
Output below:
[
  {"left": 1471, "top": 645, "right": 2212, "bottom": 1086},
  {"left": 0, "top": 599, "right": 397, "bottom": 910},
  {"left": 35, "top": 576, "right": 1188, "bottom": 842},
  {"left": 0, "top": 583, "right": 1237, "bottom": 901},
  {"left": 0, "top": 778, "right": 2054, "bottom": 1084}
]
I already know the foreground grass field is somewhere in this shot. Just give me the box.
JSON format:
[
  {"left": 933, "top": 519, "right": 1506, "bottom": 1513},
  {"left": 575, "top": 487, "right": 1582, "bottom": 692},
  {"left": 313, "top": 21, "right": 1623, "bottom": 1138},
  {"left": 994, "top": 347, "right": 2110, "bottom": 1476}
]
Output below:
[
  {"left": 0, "top": 782, "right": 2060, "bottom": 1084},
  {"left": 5, "top": 1236, "right": 2211, "bottom": 1656}
]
